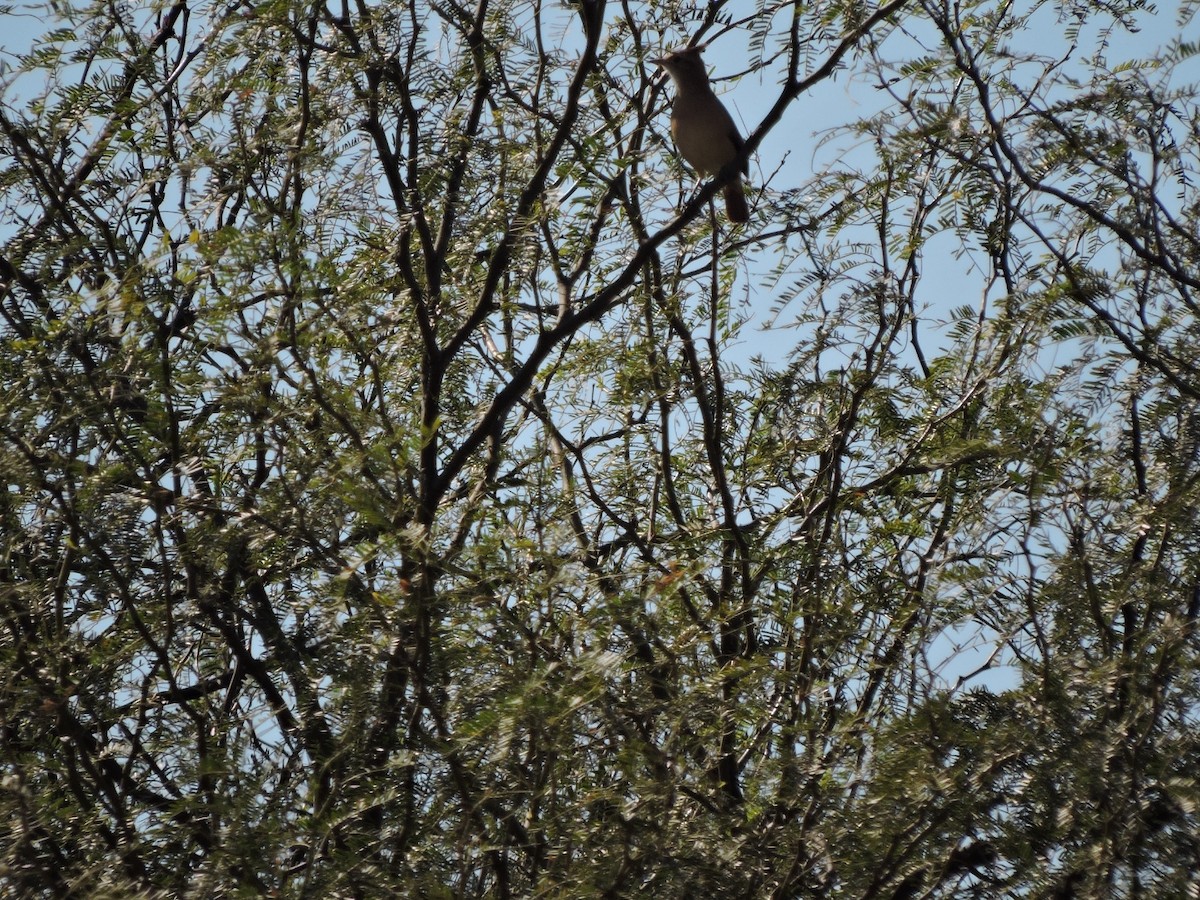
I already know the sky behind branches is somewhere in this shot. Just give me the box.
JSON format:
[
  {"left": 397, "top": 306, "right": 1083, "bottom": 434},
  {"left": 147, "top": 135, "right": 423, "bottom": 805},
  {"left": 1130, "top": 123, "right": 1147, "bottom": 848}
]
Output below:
[{"left": 2, "top": 0, "right": 1198, "bottom": 697}]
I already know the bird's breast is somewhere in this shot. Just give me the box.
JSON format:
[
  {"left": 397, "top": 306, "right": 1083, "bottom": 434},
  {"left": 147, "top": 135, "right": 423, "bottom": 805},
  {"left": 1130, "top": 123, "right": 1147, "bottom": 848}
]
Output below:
[{"left": 670, "top": 105, "right": 738, "bottom": 176}]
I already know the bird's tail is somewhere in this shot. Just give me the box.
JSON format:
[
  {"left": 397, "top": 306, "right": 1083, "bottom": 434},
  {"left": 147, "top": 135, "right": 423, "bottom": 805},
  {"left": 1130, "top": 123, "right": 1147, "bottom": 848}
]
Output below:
[{"left": 724, "top": 180, "right": 749, "bottom": 224}]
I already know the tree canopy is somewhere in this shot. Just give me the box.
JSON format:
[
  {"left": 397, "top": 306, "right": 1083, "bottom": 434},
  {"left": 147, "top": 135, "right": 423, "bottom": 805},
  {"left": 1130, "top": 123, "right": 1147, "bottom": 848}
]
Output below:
[{"left": 2, "top": 0, "right": 1199, "bottom": 896}]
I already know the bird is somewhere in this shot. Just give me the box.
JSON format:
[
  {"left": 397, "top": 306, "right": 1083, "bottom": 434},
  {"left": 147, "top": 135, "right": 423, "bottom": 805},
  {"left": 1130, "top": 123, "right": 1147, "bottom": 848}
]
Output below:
[{"left": 653, "top": 45, "right": 750, "bottom": 224}]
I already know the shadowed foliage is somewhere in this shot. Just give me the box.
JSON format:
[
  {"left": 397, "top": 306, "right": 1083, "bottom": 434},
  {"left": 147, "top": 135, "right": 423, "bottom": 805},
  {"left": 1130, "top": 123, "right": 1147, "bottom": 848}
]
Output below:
[{"left": 2, "top": 0, "right": 1198, "bottom": 896}]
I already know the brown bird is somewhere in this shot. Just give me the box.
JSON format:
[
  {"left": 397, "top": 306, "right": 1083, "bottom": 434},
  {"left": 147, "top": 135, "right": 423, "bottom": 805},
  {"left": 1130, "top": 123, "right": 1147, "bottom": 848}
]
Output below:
[{"left": 654, "top": 45, "right": 750, "bottom": 224}]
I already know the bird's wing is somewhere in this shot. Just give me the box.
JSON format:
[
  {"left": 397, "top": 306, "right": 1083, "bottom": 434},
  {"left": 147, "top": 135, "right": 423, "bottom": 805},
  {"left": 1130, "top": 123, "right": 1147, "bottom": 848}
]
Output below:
[{"left": 728, "top": 126, "right": 749, "bottom": 176}]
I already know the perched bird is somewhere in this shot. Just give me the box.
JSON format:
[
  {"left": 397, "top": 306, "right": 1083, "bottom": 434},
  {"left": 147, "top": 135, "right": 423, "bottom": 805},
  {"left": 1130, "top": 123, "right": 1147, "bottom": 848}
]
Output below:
[{"left": 654, "top": 45, "right": 750, "bottom": 224}]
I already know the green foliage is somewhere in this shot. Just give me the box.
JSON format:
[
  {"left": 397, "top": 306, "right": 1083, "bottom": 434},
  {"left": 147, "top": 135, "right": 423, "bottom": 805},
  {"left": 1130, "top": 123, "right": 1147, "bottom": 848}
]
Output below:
[{"left": 3, "top": 0, "right": 1200, "bottom": 896}]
